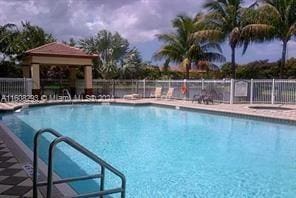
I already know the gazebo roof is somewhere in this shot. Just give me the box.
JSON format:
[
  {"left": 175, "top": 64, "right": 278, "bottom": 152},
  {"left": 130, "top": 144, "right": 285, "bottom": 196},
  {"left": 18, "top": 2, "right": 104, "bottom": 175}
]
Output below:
[{"left": 25, "top": 42, "right": 97, "bottom": 59}]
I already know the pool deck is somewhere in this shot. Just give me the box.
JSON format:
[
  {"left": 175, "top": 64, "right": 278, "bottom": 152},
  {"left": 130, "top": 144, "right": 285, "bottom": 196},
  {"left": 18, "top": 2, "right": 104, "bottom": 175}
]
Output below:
[
  {"left": 0, "top": 99, "right": 296, "bottom": 123},
  {"left": 148, "top": 99, "right": 296, "bottom": 123},
  {"left": 0, "top": 138, "right": 42, "bottom": 197}
]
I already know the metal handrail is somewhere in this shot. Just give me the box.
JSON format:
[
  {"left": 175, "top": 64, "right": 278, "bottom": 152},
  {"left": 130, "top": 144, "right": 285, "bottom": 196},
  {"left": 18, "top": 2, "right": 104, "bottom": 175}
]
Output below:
[
  {"left": 62, "top": 88, "right": 72, "bottom": 100},
  {"left": 33, "top": 128, "right": 126, "bottom": 198},
  {"left": 33, "top": 128, "right": 62, "bottom": 198}
]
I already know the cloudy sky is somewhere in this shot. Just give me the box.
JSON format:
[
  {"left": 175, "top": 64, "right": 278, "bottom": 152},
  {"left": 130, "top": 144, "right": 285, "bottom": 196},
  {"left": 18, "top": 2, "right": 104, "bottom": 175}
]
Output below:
[{"left": 0, "top": 0, "right": 295, "bottom": 65}]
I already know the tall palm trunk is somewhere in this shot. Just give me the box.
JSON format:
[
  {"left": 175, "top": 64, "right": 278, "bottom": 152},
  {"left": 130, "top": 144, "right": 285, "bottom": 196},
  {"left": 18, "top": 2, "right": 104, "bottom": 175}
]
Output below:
[
  {"left": 231, "top": 46, "right": 236, "bottom": 79},
  {"left": 185, "top": 61, "right": 191, "bottom": 79},
  {"left": 280, "top": 40, "right": 287, "bottom": 78}
]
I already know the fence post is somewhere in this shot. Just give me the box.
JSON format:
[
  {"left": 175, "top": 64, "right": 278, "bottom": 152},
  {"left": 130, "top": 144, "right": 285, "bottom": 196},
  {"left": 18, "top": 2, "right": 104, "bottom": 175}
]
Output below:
[
  {"left": 202, "top": 78, "right": 204, "bottom": 90},
  {"left": 23, "top": 78, "right": 26, "bottom": 95},
  {"left": 136, "top": 80, "right": 139, "bottom": 94},
  {"left": 28, "top": 79, "right": 32, "bottom": 95},
  {"left": 250, "top": 79, "right": 253, "bottom": 104},
  {"left": 112, "top": 80, "right": 115, "bottom": 98},
  {"left": 271, "top": 79, "right": 275, "bottom": 104},
  {"left": 230, "top": 79, "right": 234, "bottom": 104},
  {"left": 184, "top": 79, "right": 188, "bottom": 100},
  {"left": 143, "top": 79, "right": 146, "bottom": 98}
]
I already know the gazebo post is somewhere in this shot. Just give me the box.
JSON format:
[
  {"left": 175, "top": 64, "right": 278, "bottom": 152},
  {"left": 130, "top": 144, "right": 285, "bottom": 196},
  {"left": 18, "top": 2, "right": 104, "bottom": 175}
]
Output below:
[
  {"left": 31, "top": 63, "right": 41, "bottom": 96},
  {"left": 84, "top": 65, "right": 93, "bottom": 95}
]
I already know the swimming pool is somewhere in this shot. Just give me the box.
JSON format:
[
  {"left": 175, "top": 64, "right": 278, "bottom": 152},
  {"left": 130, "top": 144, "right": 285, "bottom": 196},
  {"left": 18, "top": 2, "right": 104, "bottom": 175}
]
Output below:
[{"left": 1, "top": 104, "right": 296, "bottom": 197}]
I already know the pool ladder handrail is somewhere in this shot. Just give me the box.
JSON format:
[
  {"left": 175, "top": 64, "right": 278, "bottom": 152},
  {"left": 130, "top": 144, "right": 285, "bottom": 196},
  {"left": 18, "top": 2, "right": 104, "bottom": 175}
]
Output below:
[
  {"left": 33, "top": 128, "right": 126, "bottom": 198},
  {"left": 62, "top": 89, "right": 72, "bottom": 100}
]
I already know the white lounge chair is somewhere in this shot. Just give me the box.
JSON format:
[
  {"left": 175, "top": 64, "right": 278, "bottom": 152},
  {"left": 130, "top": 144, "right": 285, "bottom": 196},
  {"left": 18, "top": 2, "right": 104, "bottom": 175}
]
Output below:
[
  {"left": 150, "top": 87, "right": 162, "bottom": 98},
  {"left": 123, "top": 94, "right": 141, "bottom": 100},
  {"left": 161, "top": 88, "right": 174, "bottom": 100}
]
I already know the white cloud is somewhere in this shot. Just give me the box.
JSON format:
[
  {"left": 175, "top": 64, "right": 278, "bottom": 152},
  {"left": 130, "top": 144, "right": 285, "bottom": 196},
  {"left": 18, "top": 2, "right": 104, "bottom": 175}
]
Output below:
[
  {"left": 0, "top": 0, "right": 295, "bottom": 62},
  {"left": 0, "top": 0, "right": 204, "bottom": 43}
]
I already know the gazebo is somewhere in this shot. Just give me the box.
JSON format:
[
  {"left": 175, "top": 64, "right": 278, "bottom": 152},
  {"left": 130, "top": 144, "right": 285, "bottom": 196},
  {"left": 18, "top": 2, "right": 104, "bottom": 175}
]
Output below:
[{"left": 22, "top": 42, "right": 97, "bottom": 96}]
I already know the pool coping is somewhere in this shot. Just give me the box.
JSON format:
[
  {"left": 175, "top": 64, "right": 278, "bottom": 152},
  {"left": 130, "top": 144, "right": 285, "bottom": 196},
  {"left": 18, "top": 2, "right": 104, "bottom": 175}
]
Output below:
[
  {"left": 149, "top": 102, "right": 296, "bottom": 125},
  {"left": 0, "top": 123, "right": 77, "bottom": 197},
  {"left": 21, "top": 100, "right": 296, "bottom": 125}
]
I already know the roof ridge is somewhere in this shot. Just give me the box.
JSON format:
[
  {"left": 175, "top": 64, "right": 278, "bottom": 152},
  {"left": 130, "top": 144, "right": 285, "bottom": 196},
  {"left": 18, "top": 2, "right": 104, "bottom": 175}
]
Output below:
[
  {"left": 24, "top": 42, "right": 98, "bottom": 58},
  {"left": 26, "top": 41, "right": 89, "bottom": 54},
  {"left": 25, "top": 42, "right": 57, "bottom": 53},
  {"left": 58, "top": 42, "right": 86, "bottom": 53}
]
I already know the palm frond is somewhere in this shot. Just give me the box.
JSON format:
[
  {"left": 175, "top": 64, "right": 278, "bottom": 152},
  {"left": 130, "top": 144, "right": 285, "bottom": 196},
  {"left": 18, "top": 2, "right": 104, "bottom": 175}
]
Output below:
[
  {"left": 204, "top": 0, "right": 228, "bottom": 17},
  {"left": 242, "top": 24, "right": 275, "bottom": 41},
  {"left": 193, "top": 30, "right": 224, "bottom": 42},
  {"left": 201, "top": 42, "right": 223, "bottom": 53},
  {"left": 153, "top": 45, "right": 183, "bottom": 63},
  {"left": 289, "top": 22, "right": 296, "bottom": 36},
  {"left": 201, "top": 52, "right": 226, "bottom": 62}
]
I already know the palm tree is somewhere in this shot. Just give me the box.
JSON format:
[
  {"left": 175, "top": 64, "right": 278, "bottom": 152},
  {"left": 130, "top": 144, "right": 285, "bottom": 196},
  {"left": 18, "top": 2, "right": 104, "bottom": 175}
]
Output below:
[
  {"left": 203, "top": 0, "right": 272, "bottom": 78},
  {"left": 120, "top": 48, "right": 143, "bottom": 79},
  {"left": 80, "top": 30, "right": 142, "bottom": 79},
  {"left": 80, "top": 30, "right": 129, "bottom": 78},
  {"left": 259, "top": 0, "right": 296, "bottom": 77},
  {"left": 163, "top": 59, "right": 171, "bottom": 72},
  {"left": 154, "top": 15, "right": 225, "bottom": 79}
]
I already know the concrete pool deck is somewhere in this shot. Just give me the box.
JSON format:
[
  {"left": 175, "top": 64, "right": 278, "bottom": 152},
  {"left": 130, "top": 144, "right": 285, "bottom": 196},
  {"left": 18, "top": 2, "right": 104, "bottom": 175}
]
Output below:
[{"left": 1, "top": 99, "right": 295, "bottom": 123}]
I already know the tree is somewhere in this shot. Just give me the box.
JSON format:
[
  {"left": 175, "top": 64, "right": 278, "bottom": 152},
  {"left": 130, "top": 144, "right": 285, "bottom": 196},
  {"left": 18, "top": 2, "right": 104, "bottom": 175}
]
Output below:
[
  {"left": 4, "top": 21, "right": 55, "bottom": 63},
  {"left": 69, "top": 38, "right": 76, "bottom": 47},
  {"left": 63, "top": 38, "right": 77, "bottom": 47},
  {"left": 0, "top": 22, "right": 55, "bottom": 77},
  {"left": 16, "top": 22, "right": 55, "bottom": 55},
  {"left": 0, "top": 24, "right": 21, "bottom": 77},
  {"left": 80, "top": 30, "right": 142, "bottom": 79},
  {"left": 0, "top": 24, "right": 18, "bottom": 61},
  {"left": 203, "top": 0, "right": 272, "bottom": 78},
  {"left": 258, "top": 0, "right": 296, "bottom": 77},
  {"left": 154, "top": 15, "right": 225, "bottom": 79},
  {"left": 163, "top": 59, "right": 171, "bottom": 72},
  {"left": 119, "top": 48, "right": 143, "bottom": 79}
]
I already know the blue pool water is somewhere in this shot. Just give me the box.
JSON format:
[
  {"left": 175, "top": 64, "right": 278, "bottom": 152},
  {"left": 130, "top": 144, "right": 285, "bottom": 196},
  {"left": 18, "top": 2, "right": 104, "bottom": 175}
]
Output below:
[{"left": 1, "top": 104, "right": 296, "bottom": 197}]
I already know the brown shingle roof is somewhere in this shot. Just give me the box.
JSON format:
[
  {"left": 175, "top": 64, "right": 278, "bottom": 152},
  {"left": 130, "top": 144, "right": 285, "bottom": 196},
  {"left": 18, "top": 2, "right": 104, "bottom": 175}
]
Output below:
[{"left": 25, "top": 42, "right": 97, "bottom": 59}]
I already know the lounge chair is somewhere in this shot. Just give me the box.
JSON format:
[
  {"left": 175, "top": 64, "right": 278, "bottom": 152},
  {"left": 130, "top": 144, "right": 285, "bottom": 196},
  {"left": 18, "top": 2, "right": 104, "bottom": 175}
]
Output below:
[
  {"left": 123, "top": 94, "right": 141, "bottom": 100},
  {"left": 203, "top": 93, "right": 214, "bottom": 104},
  {"left": 192, "top": 89, "right": 207, "bottom": 104},
  {"left": 150, "top": 87, "right": 162, "bottom": 98},
  {"left": 192, "top": 89, "right": 214, "bottom": 104},
  {"left": 161, "top": 88, "right": 174, "bottom": 100}
]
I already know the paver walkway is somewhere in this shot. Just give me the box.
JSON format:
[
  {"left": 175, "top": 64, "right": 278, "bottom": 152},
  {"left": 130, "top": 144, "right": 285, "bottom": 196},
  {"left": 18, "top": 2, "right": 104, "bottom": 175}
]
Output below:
[{"left": 0, "top": 139, "right": 41, "bottom": 197}]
